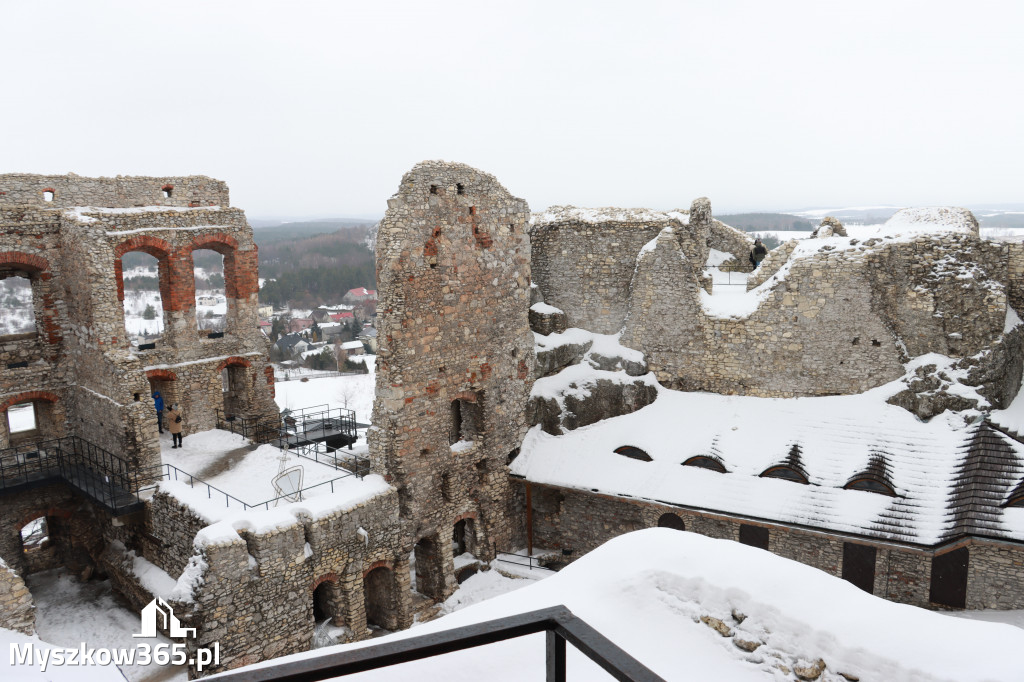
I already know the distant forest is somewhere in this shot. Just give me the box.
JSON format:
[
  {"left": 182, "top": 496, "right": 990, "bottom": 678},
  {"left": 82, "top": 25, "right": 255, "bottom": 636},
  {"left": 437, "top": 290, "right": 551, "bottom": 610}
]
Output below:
[
  {"left": 718, "top": 213, "right": 815, "bottom": 232},
  {"left": 257, "top": 225, "right": 376, "bottom": 308}
]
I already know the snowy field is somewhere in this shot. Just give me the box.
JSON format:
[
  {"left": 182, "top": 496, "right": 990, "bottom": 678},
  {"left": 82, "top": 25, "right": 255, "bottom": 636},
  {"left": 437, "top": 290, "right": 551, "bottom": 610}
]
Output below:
[{"left": 274, "top": 355, "right": 377, "bottom": 426}]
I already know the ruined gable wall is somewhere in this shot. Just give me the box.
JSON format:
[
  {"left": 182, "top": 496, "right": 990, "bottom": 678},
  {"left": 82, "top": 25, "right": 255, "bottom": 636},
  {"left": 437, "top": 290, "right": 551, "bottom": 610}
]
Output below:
[
  {"left": 530, "top": 204, "right": 713, "bottom": 335},
  {"left": 370, "top": 162, "right": 533, "bottom": 574},
  {"left": 622, "top": 232, "right": 907, "bottom": 396},
  {"left": 619, "top": 228, "right": 1011, "bottom": 398},
  {"left": 0, "top": 174, "right": 228, "bottom": 208},
  {"left": 530, "top": 220, "right": 664, "bottom": 334}
]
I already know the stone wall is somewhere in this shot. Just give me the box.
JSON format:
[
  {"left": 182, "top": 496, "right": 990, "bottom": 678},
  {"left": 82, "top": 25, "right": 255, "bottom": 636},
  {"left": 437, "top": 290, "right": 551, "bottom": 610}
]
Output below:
[
  {"left": 708, "top": 218, "right": 756, "bottom": 271},
  {"left": 521, "top": 481, "right": 1003, "bottom": 610},
  {"left": 530, "top": 208, "right": 684, "bottom": 335},
  {"left": 621, "top": 229, "right": 1011, "bottom": 398},
  {"left": 369, "top": 161, "right": 534, "bottom": 602},
  {"left": 0, "top": 174, "right": 228, "bottom": 208},
  {"left": 0, "top": 555, "right": 34, "bottom": 635},
  {"left": 171, "top": 488, "right": 407, "bottom": 677}
]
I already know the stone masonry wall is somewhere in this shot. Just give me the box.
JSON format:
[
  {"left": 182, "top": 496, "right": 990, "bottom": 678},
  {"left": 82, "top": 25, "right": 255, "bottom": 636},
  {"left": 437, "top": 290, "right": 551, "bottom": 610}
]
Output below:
[
  {"left": 369, "top": 161, "right": 534, "bottom": 602},
  {"left": 0, "top": 174, "right": 228, "bottom": 208},
  {"left": 621, "top": 229, "right": 1010, "bottom": 398},
  {"left": 522, "top": 482, "right": 973, "bottom": 610},
  {"left": 169, "top": 488, "right": 407, "bottom": 677},
  {"left": 0, "top": 556, "right": 35, "bottom": 635}
]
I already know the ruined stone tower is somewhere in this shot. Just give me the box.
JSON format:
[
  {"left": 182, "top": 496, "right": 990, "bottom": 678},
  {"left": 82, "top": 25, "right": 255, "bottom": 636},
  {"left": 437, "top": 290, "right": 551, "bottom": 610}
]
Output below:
[
  {"left": 0, "top": 174, "right": 278, "bottom": 572},
  {"left": 370, "top": 161, "right": 533, "bottom": 601}
]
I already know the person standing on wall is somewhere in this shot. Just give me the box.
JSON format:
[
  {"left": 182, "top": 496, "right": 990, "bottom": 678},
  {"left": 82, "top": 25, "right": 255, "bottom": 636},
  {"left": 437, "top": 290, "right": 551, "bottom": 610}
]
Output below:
[
  {"left": 167, "top": 404, "right": 184, "bottom": 448},
  {"left": 749, "top": 238, "right": 768, "bottom": 269},
  {"left": 152, "top": 391, "right": 164, "bottom": 433}
]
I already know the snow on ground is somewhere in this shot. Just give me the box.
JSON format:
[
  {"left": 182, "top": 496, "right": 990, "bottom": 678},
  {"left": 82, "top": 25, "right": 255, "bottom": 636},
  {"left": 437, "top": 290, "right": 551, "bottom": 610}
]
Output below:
[
  {"left": 241, "top": 529, "right": 1024, "bottom": 682},
  {"left": 24, "top": 569, "right": 186, "bottom": 681},
  {"left": 274, "top": 356, "right": 377, "bottom": 426},
  {"left": 158, "top": 429, "right": 361, "bottom": 511}
]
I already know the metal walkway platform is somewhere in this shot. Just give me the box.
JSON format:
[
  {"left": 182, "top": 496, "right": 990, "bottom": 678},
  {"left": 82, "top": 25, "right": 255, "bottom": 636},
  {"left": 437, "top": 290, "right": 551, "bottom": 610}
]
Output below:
[{"left": 0, "top": 437, "right": 146, "bottom": 515}]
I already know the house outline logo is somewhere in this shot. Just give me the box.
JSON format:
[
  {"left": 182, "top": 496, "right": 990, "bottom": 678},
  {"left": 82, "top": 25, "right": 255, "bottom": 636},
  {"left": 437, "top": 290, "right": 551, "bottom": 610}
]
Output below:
[{"left": 134, "top": 597, "right": 196, "bottom": 639}]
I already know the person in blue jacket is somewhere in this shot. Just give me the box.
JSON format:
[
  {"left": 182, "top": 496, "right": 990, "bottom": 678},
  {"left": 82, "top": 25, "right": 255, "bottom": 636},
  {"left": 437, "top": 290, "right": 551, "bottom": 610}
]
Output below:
[{"left": 153, "top": 391, "right": 165, "bottom": 433}]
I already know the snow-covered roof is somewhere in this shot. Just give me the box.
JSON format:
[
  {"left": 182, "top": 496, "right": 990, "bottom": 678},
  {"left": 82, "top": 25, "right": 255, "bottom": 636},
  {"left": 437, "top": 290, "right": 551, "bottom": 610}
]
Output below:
[
  {"left": 513, "top": 376, "right": 1024, "bottom": 546},
  {"left": 341, "top": 341, "right": 365, "bottom": 350},
  {"left": 530, "top": 206, "right": 689, "bottom": 227}
]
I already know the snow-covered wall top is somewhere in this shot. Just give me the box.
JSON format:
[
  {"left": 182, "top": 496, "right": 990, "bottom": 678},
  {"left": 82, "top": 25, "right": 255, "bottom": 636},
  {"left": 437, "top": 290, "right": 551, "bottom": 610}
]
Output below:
[{"left": 530, "top": 205, "right": 689, "bottom": 226}]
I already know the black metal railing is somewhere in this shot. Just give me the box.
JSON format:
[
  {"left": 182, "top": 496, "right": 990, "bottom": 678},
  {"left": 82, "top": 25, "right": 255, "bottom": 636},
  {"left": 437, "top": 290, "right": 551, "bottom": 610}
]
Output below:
[
  {"left": 496, "top": 551, "right": 558, "bottom": 573},
  {"left": 147, "top": 462, "right": 367, "bottom": 511},
  {"left": 0, "top": 436, "right": 146, "bottom": 514},
  {"left": 210, "top": 605, "right": 665, "bottom": 682},
  {"left": 216, "top": 405, "right": 367, "bottom": 476}
]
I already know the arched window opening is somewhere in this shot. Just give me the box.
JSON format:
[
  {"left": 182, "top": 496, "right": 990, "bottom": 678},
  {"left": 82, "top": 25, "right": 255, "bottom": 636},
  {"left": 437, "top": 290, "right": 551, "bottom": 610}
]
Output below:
[
  {"left": 844, "top": 478, "right": 896, "bottom": 496},
  {"left": 161, "top": 185, "right": 174, "bottom": 199},
  {"left": 193, "top": 249, "right": 226, "bottom": 336},
  {"left": 121, "top": 251, "right": 164, "bottom": 349},
  {"left": 760, "top": 465, "right": 809, "bottom": 484},
  {"left": 221, "top": 365, "right": 249, "bottom": 419},
  {"left": 682, "top": 455, "right": 727, "bottom": 473},
  {"left": 3, "top": 397, "right": 58, "bottom": 447},
  {"left": 613, "top": 446, "right": 652, "bottom": 462},
  {"left": 453, "top": 518, "right": 476, "bottom": 557},
  {"left": 42, "top": 190, "right": 54, "bottom": 202},
  {"left": 363, "top": 567, "right": 398, "bottom": 631},
  {"left": 0, "top": 274, "right": 35, "bottom": 339},
  {"left": 657, "top": 513, "right": 686, "bottom": 531}
]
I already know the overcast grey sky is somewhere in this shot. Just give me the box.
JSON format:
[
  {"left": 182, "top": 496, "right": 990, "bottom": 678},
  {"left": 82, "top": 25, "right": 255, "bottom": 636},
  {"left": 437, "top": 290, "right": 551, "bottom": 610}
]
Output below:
[{"left": 1, "top": 1, "right": 1021, "bottom": 218}]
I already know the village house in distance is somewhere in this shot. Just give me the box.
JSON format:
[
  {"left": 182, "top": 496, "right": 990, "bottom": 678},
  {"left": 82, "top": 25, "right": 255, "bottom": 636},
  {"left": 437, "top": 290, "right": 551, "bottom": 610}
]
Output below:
[{"left": 3, "top": 164, "right": 1024, "bottom": 677}]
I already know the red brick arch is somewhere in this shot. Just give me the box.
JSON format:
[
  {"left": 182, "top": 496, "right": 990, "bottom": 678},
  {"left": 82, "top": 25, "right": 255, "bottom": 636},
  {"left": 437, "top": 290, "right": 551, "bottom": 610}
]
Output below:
[
  {"left": 188, "top": 233, "right": 258, "bottom": 300},
  {"left": 0, "top": 251, "right": 51, "bottom": 276},
  {"left": 454, "top": 511, "right": 478, "bottom": 525},
  {"left": 145, "top": 369, "right": 178, "bottom": 382},
  {"left": 310, "top": 572, "right": 339, "bottom": 591},
  {"left": 216, "top": 356, "right": 252, "bottom": 373},
  {"left": 114, "top": 235, "right": 174, "bottom": 304},
  {"left": 189, "top": 233, "right": 239, "bottom": 253},
  {"left": 0, "top": 390, "right": 59, "bottom": 413},
  {"left": 362, "top": 560, "right": 394, "bottom": 578}
]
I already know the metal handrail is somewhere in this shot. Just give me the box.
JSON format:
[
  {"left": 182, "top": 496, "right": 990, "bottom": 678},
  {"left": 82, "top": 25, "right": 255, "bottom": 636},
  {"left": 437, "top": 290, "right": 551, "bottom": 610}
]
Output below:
[
  {"left": 145, "top": 462, "right": 368, "bottom": 511},
  {"left": 0, "top": 436, "right": 145, "bottom": 513},
  {"left": 209, "top": 605, "right": 665, "bottom": 682}
]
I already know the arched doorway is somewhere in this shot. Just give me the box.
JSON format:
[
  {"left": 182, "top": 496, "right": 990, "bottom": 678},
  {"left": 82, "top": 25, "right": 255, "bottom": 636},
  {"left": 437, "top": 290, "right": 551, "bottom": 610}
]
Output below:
[
  {"left": 363, "top": 566, "right": 398, "bottom": 631},
  {"left": 413, "top": 536, "right": 444, "bottom": 600},
  {"left": 657, "top": 513, "right": 686, "bottom": 531}
]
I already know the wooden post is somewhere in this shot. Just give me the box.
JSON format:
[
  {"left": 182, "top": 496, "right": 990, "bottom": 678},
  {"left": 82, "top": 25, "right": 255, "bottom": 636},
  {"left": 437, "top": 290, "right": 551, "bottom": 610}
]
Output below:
[{"left": 525, "top": 482, "right": 533, "bottom": 557}]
